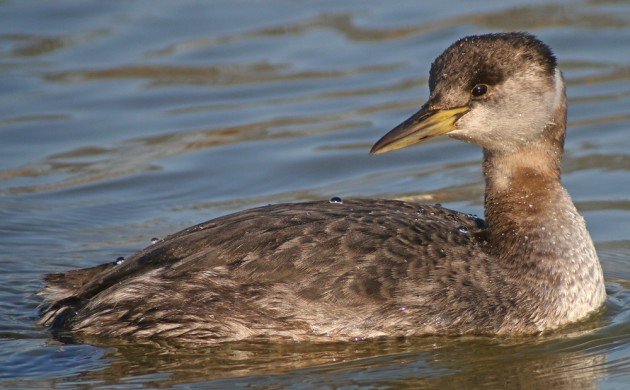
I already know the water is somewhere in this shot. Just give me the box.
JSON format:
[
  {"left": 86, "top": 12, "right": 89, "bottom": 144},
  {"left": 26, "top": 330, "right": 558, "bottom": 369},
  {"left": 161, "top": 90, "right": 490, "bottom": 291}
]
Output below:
[{"left": 1, "top": 0, "right": 629, "bottom": 387}]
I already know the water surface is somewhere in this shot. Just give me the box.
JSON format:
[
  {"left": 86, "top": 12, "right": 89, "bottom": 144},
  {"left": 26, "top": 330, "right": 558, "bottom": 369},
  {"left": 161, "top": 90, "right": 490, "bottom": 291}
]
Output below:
[{"left": 1, "top": 0, "right": 629, "bottom": 388}]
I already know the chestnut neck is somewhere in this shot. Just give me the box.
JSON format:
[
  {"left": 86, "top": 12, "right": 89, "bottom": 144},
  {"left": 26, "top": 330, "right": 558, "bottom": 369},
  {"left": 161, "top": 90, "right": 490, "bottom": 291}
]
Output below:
[
  {"left": 479, "top": 91, "right": 605, "bottom": 327},
  {"left": 482, "top": 101, "right": 570, "bottom": 261}
]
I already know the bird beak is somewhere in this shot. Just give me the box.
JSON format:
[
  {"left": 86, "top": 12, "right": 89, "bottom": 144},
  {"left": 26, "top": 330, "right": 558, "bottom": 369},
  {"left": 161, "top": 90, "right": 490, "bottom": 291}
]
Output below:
[{"left": 370, "top": 104, "right": 469, "bottom": 155}]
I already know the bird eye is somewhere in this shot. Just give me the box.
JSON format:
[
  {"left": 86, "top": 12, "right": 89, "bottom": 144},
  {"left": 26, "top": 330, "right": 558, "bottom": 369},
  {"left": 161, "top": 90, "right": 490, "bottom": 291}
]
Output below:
[{"left": 471, "top": 84, "right": 488, "bottom": 97}]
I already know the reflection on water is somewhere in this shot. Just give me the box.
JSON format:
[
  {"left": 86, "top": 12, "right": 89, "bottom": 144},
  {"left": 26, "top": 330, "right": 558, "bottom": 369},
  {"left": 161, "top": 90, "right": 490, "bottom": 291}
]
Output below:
[
  {"left": 0, "top": 0, "right": 628, "bottom": 388},
  {"left": 6, "top": 322, "right": 624, "bottom": 388},
  {"left": 46, "top": 63, "right": 401, "bottom": 87}
]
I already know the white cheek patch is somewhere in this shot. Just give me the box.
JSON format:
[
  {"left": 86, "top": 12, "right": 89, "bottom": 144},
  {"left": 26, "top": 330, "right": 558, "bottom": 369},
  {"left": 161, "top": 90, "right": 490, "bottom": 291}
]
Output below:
[
  {"left": 451, "top": 67, "right": 564, "bottom": 153},
  {"left": 550, "top": 67, "right": 564, "bottom": 118}
]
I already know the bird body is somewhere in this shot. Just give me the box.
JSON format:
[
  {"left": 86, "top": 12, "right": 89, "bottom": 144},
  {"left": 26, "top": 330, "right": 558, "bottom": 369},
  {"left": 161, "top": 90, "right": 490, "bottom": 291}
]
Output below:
[{"left": 39, "top": 33, "right": 606, "bottom": 344}]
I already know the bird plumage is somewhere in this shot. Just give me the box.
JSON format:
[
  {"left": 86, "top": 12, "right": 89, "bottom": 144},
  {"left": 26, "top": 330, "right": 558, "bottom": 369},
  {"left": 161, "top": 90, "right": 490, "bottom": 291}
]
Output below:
[{"left": 39, "top": 32, "right": 606, "bottom": 344}]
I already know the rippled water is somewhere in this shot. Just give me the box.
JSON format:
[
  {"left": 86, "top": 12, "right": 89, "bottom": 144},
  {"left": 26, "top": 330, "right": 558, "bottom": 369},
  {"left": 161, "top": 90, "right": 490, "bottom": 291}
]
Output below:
[{"left": 1, "top": 0, "right": 629, "bottom": 388}]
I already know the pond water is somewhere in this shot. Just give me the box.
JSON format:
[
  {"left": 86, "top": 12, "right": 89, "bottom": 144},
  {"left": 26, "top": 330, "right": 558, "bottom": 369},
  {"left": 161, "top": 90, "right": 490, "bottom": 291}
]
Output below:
[{"left": 1, "top": 0, "right": 629, "bottom": 388}]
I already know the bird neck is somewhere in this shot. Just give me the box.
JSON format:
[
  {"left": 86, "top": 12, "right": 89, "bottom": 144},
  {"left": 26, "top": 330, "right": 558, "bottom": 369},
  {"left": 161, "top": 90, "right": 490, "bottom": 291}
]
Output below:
[
  {"left": 482, "top": 101, "right": 568, "bottom": 259},
  {"left": 483, "top": 141, "right": 566, "bottom": 257},
  {"left": 481, "top": 124, "right": 605, "bottom": 326}
]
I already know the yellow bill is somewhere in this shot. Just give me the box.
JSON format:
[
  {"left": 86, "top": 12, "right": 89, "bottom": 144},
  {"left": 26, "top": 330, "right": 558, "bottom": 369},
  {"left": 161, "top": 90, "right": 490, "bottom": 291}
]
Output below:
[{"left": 370, "top": 105, "right": 469, "bottom": 155}]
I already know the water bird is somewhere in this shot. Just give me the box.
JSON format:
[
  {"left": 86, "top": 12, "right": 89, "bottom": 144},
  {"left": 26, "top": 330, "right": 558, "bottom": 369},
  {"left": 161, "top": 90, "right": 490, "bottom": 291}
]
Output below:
[{"left": 39, "top": 32, "right": 606, "bottom": 343}]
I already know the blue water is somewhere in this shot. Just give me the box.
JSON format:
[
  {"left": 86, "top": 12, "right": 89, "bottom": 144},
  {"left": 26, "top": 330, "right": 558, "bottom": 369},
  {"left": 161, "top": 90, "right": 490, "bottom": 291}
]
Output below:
[{"left": 1, "top": 0, "right": 629, "bottom": 387}]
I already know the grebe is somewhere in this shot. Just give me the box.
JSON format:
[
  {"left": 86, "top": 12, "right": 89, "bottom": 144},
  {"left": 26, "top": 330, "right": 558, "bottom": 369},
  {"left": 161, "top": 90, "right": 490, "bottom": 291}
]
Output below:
[{"left": 40, "top": 33, "right": 606, "bottom": 343}]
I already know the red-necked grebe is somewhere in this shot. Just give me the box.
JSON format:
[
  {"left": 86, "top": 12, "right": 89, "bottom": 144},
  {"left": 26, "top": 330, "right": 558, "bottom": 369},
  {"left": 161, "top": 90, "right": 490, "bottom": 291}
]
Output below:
[{"left": 39, "top": 32, "right": 606, "bottom": 344}]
